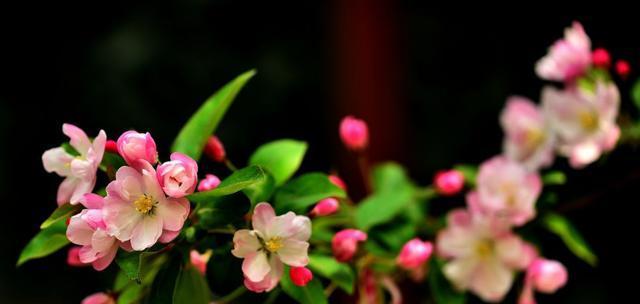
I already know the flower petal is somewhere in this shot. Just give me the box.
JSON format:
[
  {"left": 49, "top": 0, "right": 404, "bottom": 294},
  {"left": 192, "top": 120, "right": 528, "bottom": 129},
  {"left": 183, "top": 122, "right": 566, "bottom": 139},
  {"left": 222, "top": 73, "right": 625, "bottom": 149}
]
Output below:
[
  {"left": 42, "top": 147, "right": 73, "bottom": 176},
  {"left": 63, "top": 123, "right": 91, "bottom": 155},
  {"left": 232, "top": 230, "right": 261, "bottom": 258},
  {"left": 66, "top": 214, "right": 94, "bottom": 246},
  {"left": 278, "top": 239, "right": 309, "bottom": 267},
  {"left": 242, "top": 252, "right": 271, "bottom": 282},
  {"left": 252, "top": 203, "right": 276, "bottom": 234},
  {"left": 156, "top": 198, "right": 189, "bottom": 231},
  {"left": 130, "top": 216, "right": 163, "bottom": 251}
]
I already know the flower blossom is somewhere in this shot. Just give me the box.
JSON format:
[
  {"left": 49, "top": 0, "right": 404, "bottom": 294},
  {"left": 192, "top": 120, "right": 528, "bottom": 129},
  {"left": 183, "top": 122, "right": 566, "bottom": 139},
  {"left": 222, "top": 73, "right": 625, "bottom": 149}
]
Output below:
[
  {"left": 190, "top": 250, "right": 213, "bottom": 275},
  {"left": 519, "top": 258, "right": 568, "bottom": 304},
  {"left": 396, "top": 238, "right": 434, "bottom": 270},
  {"left": 310, "top": 198, "right": 340, "bottom": 217},
  {"left": 434, "top": 169, "right": 465, "bottom": 196},
  {"left": 156, "top": 152, "right": 198, "bottom": 198},
  {"left": 467, "top": 156, "right": 541, "bottom": 226},
  {"left": 536, "top": 22, "right": 592, "bottom": 82},
  {"left": 66, "top": 193, "right": 119, "bottom": 271},
  {"left": 42, "top": 124, "right": 106, "bottom": 205},
  {"left": 289, "top": 266, "right": 313, "bottom": 286},
  {"left": 103, "top": 161, "right": 190, "bottom": 251},
  {"left": 198, "top": 174, "right": 221, "bottom": 192},
  {"left": 437, "top": 208, "right": 533, "bottom": 302},
  {"left": 542, "top": 81, "right": 620, "bottom": 168},
  {"left": 117, "top": 131, "right": 158, "bottom": 169},
  {"left": 231, "top": 203, "right": 311, "bottom": 292},
  {"left": 332, "top": 229, "right": 367, "bottom": 262},
  {"left": 500, "top": 97, "right": 555, "bottom": 170}
]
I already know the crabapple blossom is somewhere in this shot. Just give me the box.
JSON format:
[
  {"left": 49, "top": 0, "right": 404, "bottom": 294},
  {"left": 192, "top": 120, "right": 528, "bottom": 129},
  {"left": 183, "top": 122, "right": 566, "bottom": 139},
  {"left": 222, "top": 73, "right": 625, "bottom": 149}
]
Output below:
[
  {"left": 536, "top": 22, "right": 591, "bottom": 82},
  {"left": 289, "top": 266, "right": 313, "bottom": 286},
  {"left": 332, "top": 229, "right": 367, "bottom": 262},
  {"left": 518, "top": 258, "right": 568, "bottom": 304},
  {"left": 468, "top": 156, "right": 542, "bottom": 226},
  {"left": 190, "top": 250, "right": 212, "bottom": 275},
  {"left": 66, "top": 193, "right": 119, "bottom": 271},
  {"left": 437, "top": 208, "right": 532, "bottom": 302},
  {"left": 116, "top": 131, "right": 158, "bottom": 169},
  {"left": 310, "top": 197, "right": 339, "bottom": 217},
  {"left": 542, "top": 81, "right": 620, "bottom": 168},
  {"left": 103, "top": 161, "right": 190, "bottom": 251},
  {"left": 42, "top": 124, "right": 106, "bottom": 205},
  {"left": 197, "top": 174, "right": 221, "bottom": 192},
  {"left": 67, "top": 246, "right": 89, "bottom": 267},
  {"left": 500, "top": 97, "right": 555, "bottom": 170},
  {"left": 433, "top": 169, "right": 465, "bottom": 196},
  {"left": 82, "top": 292, "right": 115, "bottom": 304},
  {"left": 156, "top": 152, "right": 198, "bottom": 198},
  {"left": 204, "top": 135, "right": 226, "bottom": 162},
  {"left": 340, "top": 115, "right": 369, "bottom": 151},
  {"left": 396, "top": 238, "right": 434, "bottom": 270},
  {"left": 231, "top": 203, "right": 311, "bottom": 292}
]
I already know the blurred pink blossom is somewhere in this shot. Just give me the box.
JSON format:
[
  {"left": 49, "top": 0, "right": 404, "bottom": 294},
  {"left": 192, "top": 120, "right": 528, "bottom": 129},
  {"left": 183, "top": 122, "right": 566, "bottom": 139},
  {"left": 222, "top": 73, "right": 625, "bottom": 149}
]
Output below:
[
  {"left": 396, "top": 238, "right": 433, "bottom": 270},
  {"left": 519, "top": 258, "right": 568, "bottom": 304},
  {"left": 190, "top": 250, "right": 212, "bottom": 275},
  {"left": 81, "top": 292, "right": 115, "bottom": 304},
  {"left": 339, "top": 115, "right": 369, "bottom": 151},
  {"left": 197, "top": 174, "right": 221, "bottom": 192},
  {"left": 310, "top": 197, "right": 340, "bottom": 217},
  {"left": 591, "top": 48, "right": 611, "bottom": 68},
  {"left": 157, "top": 152, "right": 198, "bottom": 198},
  {"left": 332, "top": 229, "right": 367, "bottom": 262},
  {"left": 289, "top": 266, "right": 313, "bottom": 286},
  {"left": 536, "top": 22, "right": 591, "bottom": 82},
  {"left": 434, "top": 169, "right": 465, "bottom": 196}
]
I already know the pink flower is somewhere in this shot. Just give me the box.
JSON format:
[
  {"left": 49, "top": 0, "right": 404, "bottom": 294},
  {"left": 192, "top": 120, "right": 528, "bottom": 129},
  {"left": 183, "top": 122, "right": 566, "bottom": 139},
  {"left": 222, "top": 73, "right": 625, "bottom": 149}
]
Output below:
[
  {"left": 204, "top": 135, "right": 226, "bottom": 162},
  {"left": 542, "top": 81, "right": 620, "bottom": 168},
  {"left": 500, "top": 97, "right": 555, "bottom": 170},
  {"left": 67, "top": 246, "right": 89, "bottom": 267},
  {"left": 66, "top": 193, "right": 119, "bottom": 271},
  {"left": 339, "top": 116, "right": 369, "bottom": 151},
  {"left": 396, "top": 238, "right": 434, "bottom": 270},
  {"left": 190, "top": 250, "right": 212, "bottom": 275},
  {"left": 290, "top": 266, "right": 313, "bottom": 286},
  {"left": 437, "top": 208, "right": 531, "bottom": 302},
  {"left": 103, "top": 161, "right": 190, "bottom": 251},
  {"left": 468, "top": 156, "right": 541, "bottom": 226},
  {"left": 536, "top": 22, "right": 592, "bottom": 82},
  {"left": 592, "top": 48, "right": 611, "bottom": 68},
  {"left": 518, "top": 258, "right": 568, "bottom": 304},
  {"left": 328, "top": 174, "right": 347, "bottom": 191},
  {"left": 231, "top": 203, "right": 311, "bottom": 293},
  {"left": 116, "top": 131, "right": 158, "bottom": 169},
  {"left": 310, "top": 198, "right": 339, "bottom": 217},
  {"left": 615, "top": 59, "right": 631, "bottom": 78},
  {"left": 197, "top": 174, "right": 221, "bottom": 192},
  {"left": 332, "top": 229, "right": 367, "bottom": 262},
  {"left": 156, "top": 152, "right": 198, "bottom": 198},
  {"left": 82, "top": 292, "right": 115, "bottom": 304},
  {"left": 434, "top": 170, "right": 465, "bottom": 196},
  {"left": 42, "top": 124, "right": 106, "bottom": 205}
]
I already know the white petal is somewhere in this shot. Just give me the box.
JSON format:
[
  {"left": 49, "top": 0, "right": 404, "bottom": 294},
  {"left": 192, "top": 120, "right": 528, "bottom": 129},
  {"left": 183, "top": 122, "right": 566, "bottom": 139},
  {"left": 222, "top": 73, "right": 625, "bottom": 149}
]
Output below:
[
  {"left": 231, "top": 230, "right": 261, "bottom": 258},
  {"left": 130, "top": 216, "right": 163, "bottom": 251},
  {"left": 242, "top": 252, "right": 271, "bottom": 282},
  {"left": 277, "top": 239, "right": 309, "bottom": 267}
]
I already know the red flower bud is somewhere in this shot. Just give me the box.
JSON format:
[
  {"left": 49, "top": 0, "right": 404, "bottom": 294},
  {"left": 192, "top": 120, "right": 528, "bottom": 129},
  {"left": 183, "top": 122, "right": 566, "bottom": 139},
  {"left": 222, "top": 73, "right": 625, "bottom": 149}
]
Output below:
[
  {"left": 204, "top": 136, "right": 226, "bottom": 162},
  {"left": 289, "top": 266, "right": 313, "bottom": 287}
]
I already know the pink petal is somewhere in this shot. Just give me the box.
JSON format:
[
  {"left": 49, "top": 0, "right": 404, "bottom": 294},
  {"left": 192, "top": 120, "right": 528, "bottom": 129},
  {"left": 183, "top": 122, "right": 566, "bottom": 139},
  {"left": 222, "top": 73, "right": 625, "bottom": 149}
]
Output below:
[
  {"left": 67, "top": 214, "right": 94, "bottom": 246},
  {"left": 277, "top": 239, "right": 309, "bottom": 267},
  {"left": 232, "top": 230, "right": 261, "bottom": 258},
  {"left": 130, "top": 216, "right": 163, "bottom": 251},
  {"left": 81, "top": 193, "right": 105, "bottom": 209},
  {"left": 63, "top": 123, "right": 91, "bottom": 155},
  {"left": 242, "top": 252, "right": 271, "bottom": 282},
  {"left": 57, "top": 177, "right": 79, "bottom": 205},
  {"left": 252, "top": 203, "right": 276, "bottom": 234},
  {"left": 42, "top": 147, "right": 73, "bottom": 176},
  {"left": 156, "top": 198, "right": 189, "bottom": 231}
]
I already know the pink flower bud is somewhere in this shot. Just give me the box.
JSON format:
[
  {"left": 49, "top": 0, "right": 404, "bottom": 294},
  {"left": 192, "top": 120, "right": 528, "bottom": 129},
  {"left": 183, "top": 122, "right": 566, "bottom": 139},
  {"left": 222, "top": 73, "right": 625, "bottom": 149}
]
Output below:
[
  {"left": 591, "top": 48, "right": 611, "bottom": 68},
  {"left": 615, "top": 59, "right": 631, "bottom": 78},
  {"left": 105, "top": 140, "right": 118, "bottom": 154},
  {"left": 157, "top": 152, "right": 198, "bottom": 198},
  {"left": 310, "top": 198, "right": 340, "bottom": 217},
  {"left": 82, "top": 292, "right": 115, "bottom": 304},
  {"left": 529, "top": 258, "right": 568, "bottom": 293},
  {"left": 433, "top": 170, "right": 465, "bottom": 196},
  {"left": 204, "top": 135, "right": 226, "bottom": 162},
  {"left": 67, "top": 246, "right": 89, "bottom": 267},
  {"left": 190, "top": 250, "right": 212, "bottom": 275},
  {"left": 396, "top": 238, "right": 433, "bottom": 270},
  {"left": 197, "top": 174, "right": 221, "bottom": 192},
  {"left": 339, "top": 116, "right": 369, "bottom": 151},
  {"left": 289, "top": 266, "right": 313, "bottom": 286},
  {"left": 116, "top": 130, "right": 158, "bottom": 168},
  {"left": 332, "top": 229, "right": 367, "bottom": 262},
  {"left": 328, "top": 174, "right": 347, "bottom": 191}
]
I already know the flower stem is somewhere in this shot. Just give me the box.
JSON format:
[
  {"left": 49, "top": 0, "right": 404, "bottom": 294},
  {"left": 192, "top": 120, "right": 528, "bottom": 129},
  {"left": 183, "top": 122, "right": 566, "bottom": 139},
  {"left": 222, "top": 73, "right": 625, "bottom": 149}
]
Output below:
[{"left": 217, "top": 285, "right": 246, "bottom": 303}]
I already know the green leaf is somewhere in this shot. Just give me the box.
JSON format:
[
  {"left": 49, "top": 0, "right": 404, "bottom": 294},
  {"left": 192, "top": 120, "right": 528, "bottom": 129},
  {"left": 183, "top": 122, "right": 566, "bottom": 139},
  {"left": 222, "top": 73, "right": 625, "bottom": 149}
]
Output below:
[
  {"left": 371, "top": 162, "right": 413, "bottom": 192},
  {"left": 243, "top": 170, "right": 276, "bottom": 206},
  {"left": 249, "top": 139, "right": 308, "bottom": 186},
  {"left": 542, "top": 213, "right": 597, "bottom": 266},
  {"left": 632, "top": 79, "right": 640, "bottom": 111},
  {"left": 147, "top": 254, "right": 182, "bottom": 304},
  {"left": 281, "top": 266, "right": 328, "bottom": 304},
  {"left": 171, "top": 69, "right": 256, "bottom": 160},
  {"left": 428, "top": 258, "right": 466, "bottom": 304},
  {"left": 61, "top": 142, "right": 80, "bottom": 156},
  {"left": 355, "top": 187, "right": 414, "bottom": 231},
  {"left": 17, "top": 218, "right": 69, "bottom": 266},
  {"left": 274, "top": 173, "right": 346, "bottom": 214},
  {"left": 453, "top": 164, "right": 477, "bottom": 186},
  {"left": 188, "top": 166, "right": 267, "bottom": 203},
  {"left": 40, "top": 203, "right": 82, "bottom": 229},
  {"left": 542, "top": 171, "right": 566, "bottom": 185},
  {"left": 195, "top": 193, "right": 251, "bottom": 229},
  {"left": 173, "top": 265, "right": 211, "bottom": 304},
  {"left": 115, "top": 250, "right": 160, "bottom": 284},
  {"left": 308, "top": 254, "right": 355, "bottom": 294}
]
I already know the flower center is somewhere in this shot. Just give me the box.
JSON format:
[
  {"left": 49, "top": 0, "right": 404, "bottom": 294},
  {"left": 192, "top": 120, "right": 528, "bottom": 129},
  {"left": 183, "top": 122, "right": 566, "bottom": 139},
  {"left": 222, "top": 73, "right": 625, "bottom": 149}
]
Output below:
[
  {"left": 265, "top": 237, "right": 283, "bottom": 253},
  {"left": 579, "top": 110, "right": 599, "bottom": 133},
  {"left": 475, "top": 240, "right": 493, "bottom": 258},
  {"left": 134, "top": 194, "right": 155, "bottom": 215},
  {"left": 525, "top": 128, "right": 545, "bottom": 150}
]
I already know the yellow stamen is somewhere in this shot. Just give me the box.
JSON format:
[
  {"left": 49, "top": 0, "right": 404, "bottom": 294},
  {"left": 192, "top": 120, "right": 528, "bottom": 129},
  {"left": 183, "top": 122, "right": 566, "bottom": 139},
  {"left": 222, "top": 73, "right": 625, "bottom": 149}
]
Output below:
[
  {"left": 475, "top": 240, "right": 493, "bottom": 258},
  {"left": 578, "top": 110, "right": 599, "bottom": 132},
  {"left": 265, "top": 237, "right": 283, "bottom": 253},
  {"left": 525, "top": 129, "right": 545, "bottom": 150},
  {"left": 134, "top": 194, "right": 155, "bottom": 214}
]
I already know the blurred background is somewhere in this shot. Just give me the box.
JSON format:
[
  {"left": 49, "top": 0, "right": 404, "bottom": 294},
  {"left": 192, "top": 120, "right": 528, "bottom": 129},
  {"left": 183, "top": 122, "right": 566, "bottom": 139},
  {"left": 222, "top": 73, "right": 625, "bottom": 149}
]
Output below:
[{"left": 1, "top": 1, "right": 639, "bottom": 303}]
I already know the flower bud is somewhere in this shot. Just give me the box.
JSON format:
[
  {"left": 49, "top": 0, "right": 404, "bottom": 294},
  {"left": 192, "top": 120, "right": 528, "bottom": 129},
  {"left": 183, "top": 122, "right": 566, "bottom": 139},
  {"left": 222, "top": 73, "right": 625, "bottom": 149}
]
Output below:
[
  {"left": 67, "top": 246, "right": 89, "bottom": 267},
  {"left": 529, "top": 258, "right": 568, "bottom": 293},
  {"left": 289, "top": 266, "right": 313, "bottom": 286},
  {"left": 190, "top": 250, "right": 212, "bottom": 275},
  {"left": 328, "top": 174, "right": 347, "bottom": 191},
  {"left": 204, "top": 135, "right": 226, "bottom": 162},
  {"left": 105, "top": 140, "right": 118, "bottom": 154},
  {"left": 615, "top": 59, "right": 631, "bottom": 78},
  {"left": 310, "top": 198, "right": 339, "bottom": 217},
  {"left": 82, "top": 292, "right": 115, "bottom": 304},
  {"left": 339, "top": 116, "right": 369, "bottom": 151},
  {"left": 434, "top": 170, "right": 465, "bottom": 196},
  {"left": 157, "top": 152, "right": 198, "bottom": 198},
  {"left": 116, "top": 131, "right": 158, "bottom": 167},
  {"left": 591, "top": 48, "right": 611, "bottom": 68},
  {"left": 197, "top": 174, "right": 221, "bottom": 192},
  {"left": 396, "top": 238, "right": 433, "bottom": 270},
  {"left": 332, "top": 229, "right": 367, "bottom": 262}
]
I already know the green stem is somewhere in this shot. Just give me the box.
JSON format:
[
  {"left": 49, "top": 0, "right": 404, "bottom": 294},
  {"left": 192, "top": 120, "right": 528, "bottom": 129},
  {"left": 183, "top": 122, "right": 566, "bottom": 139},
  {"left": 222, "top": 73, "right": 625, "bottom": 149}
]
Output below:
[
  {"left": 224, "top": 158, "right": 238, "bottom": 172},
  {"left": 217, "top": 286, "right": 247, "bottom": 303},
  {"left": 264, "top": 288, "right": 281, "bottom": 304}
]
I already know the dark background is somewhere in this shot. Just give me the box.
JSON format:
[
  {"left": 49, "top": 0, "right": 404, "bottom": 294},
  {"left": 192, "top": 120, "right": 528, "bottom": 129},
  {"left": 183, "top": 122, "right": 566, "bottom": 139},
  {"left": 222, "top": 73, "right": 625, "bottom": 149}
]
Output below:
[{"left": 1, "top": 1, "right": 638, "bottom": 303}]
